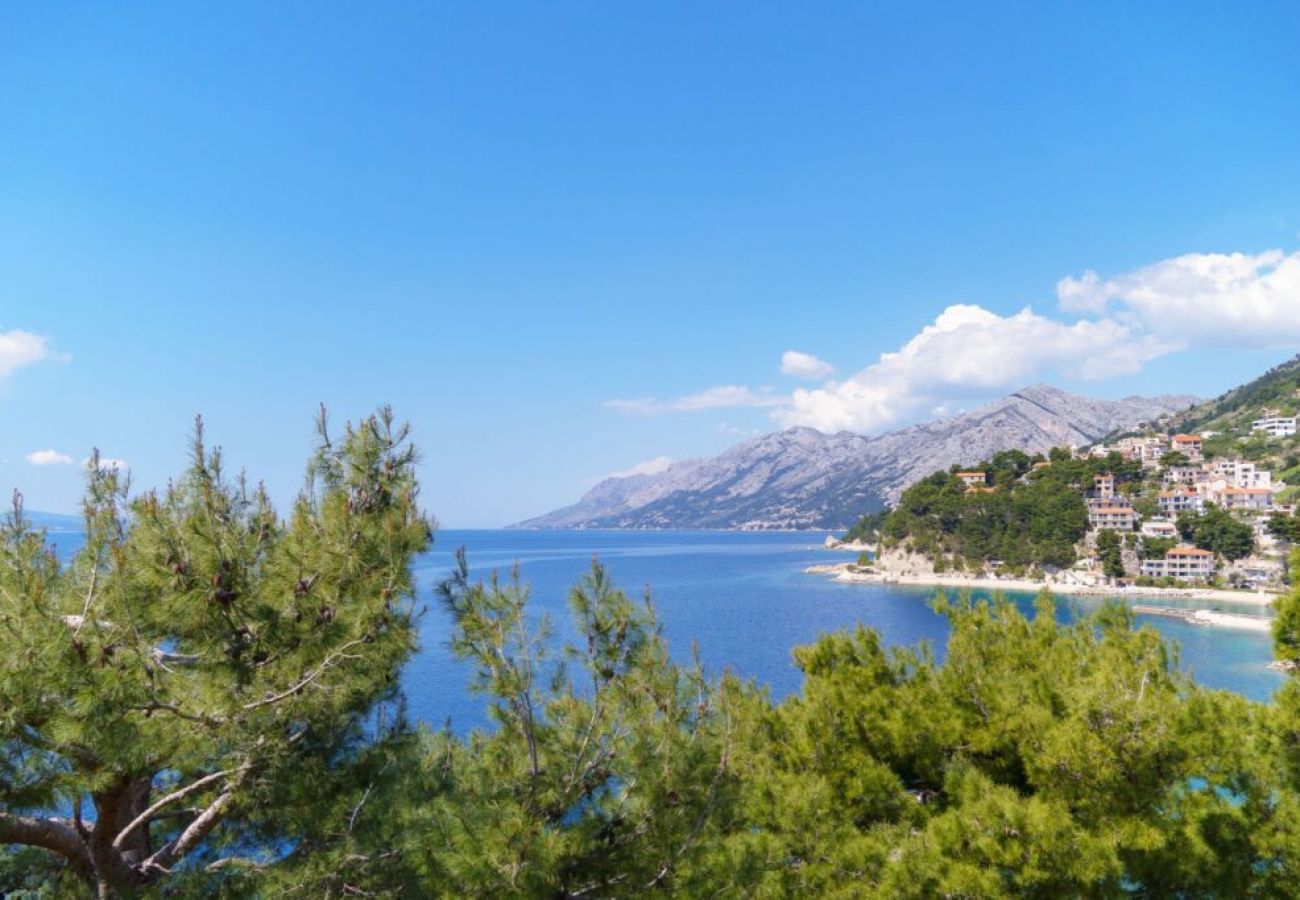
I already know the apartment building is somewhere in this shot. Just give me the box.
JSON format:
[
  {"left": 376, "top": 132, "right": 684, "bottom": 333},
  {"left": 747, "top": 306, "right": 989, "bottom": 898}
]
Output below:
[{"left": 1141, "top": 546, "right": 1216, "bottom": 582}]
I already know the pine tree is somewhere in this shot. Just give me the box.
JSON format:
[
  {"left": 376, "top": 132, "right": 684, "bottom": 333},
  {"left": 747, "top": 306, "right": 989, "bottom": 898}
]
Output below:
[{"left": 0, "top": 407, "right": 430, "bottom": 897}]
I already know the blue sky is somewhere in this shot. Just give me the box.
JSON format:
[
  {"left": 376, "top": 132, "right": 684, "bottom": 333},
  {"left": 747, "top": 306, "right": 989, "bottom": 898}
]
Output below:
[{"left": 3, "top": 2, "right": 1300, "bottom": 526}]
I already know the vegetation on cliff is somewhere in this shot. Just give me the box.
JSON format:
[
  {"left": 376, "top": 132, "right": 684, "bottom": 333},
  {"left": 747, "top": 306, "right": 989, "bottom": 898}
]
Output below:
[{"left": 877, "top": 450, "right": 1140, "bottom": 573}]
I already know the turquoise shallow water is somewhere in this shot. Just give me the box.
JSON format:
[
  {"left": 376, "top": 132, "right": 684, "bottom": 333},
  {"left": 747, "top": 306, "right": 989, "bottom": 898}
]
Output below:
[{"left": 408, "top": 530, "right": 1286, "bottom": 731}]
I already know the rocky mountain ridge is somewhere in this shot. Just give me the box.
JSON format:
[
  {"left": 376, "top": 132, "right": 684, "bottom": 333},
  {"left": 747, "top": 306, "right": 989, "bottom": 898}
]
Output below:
[{"left": 516, "top": 385, "right": 1199, "bottom": 531}]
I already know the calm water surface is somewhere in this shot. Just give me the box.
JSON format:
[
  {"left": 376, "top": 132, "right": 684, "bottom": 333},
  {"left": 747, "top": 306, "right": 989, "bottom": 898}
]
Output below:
[
  {"left": 408, "top": 530, "right": 1285, "bottom": 730},
  {"left": 42, "top": 525, "right": 1284, "bottom": 729}
]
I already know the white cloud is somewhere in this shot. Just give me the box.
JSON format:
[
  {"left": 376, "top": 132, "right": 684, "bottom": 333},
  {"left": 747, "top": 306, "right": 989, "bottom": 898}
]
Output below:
[
  {"left": 775, "top": 304, "right": 1174, "bottom": 433},
  {"left": 85, "top": 456, "right": 129, "bottom": 473},
  {"left": 1057, "top": 249, "right": 1300, "bottom": 348},
  {"left": 25, "top": 449, "right": 74, "bottom": 466},
  {"left": 608, "top": 246, "right": 1300, "bottom": 437},
  {"left": 605, "top": 385, "right": 784, "bottom": 415},
  {"left": 607, "top": 456, "right": 674, "bottom": 479},
  {"left": 780, "top": 350, "right": 834, "bottom": 380},
  {"left": 0, "top": 328, "right": 61, "bottom": 379},
  {"left": 718, "top": 421, "right": 761, "bottom": 437}
]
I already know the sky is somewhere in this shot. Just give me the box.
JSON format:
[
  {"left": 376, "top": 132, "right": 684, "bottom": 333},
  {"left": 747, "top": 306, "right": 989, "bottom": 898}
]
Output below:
[{"left": 3, "top": 2, "right": 1300, "bottom": 527}]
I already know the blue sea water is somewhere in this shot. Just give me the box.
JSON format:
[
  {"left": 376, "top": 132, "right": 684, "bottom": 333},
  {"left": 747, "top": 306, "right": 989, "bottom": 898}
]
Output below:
[
  {"left": 38, "top": 525, "right": 1286, "bottom": 728},
  {"left": 407, "top": 530, "right": 1286, "bottom": 731}
]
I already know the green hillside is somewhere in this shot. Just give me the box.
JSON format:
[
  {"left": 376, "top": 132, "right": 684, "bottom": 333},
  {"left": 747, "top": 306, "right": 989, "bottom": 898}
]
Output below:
[
  {"left": 1171, "top": 353, "right": 1300, "bottom": 433},
  {"left": 1164, "top": 354, "right": 1300, "bottom": 500}
]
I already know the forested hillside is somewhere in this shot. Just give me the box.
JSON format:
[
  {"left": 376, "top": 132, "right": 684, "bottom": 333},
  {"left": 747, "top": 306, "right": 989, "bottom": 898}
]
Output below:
[
  {"left": 1171, "top": 353, "right": 1300, "bottom": 434},
  {"left": 878, "top": 449, "right": 1138, "bottom": 572}
]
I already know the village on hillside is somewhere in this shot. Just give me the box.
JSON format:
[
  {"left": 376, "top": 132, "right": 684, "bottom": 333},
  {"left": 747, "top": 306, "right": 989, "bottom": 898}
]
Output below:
[
  {"left": 827, "top": 403, "right": 1300, "bottom": 598},
  {"left": 1060, "top": 411, "right": 1299, "bottom": 590}
]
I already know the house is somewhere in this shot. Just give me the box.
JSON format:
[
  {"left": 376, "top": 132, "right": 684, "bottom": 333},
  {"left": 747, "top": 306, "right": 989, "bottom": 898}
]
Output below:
[
  {"left": 1093, "top": 473, "right": 1116, "bottom": 500},
  {"left": 1232, "top": 559, "right": 1284, "bottom": 588},
  {"left": 1140, "top": 519, "right": 1179, "bottom": 539},
  {"left": 1171, "top": 434, "right": 1203, "bottom": 462},
  {"left": 1089, "top": 505, "right": 1136, "bottom": 531},
  {"left": 1210, "top": 459, "right": 1273, "bottom": 490},
  {"left": 1141, "top": 546, "right": 1216, "bottom": 582},
  {"left": 956, "top": 471, "right": 988, "bottom": 488},
  {"left": 1158, "top": 489, "right": 1204, "bottom": 517},
  {"left": 1216, "top": 487, "right": 1276, "bottom": 513},
  {"left": 1117, "top": 435, "right": 1168, "bottom": 466},
  {"left": 1253, "top": 415, "right": 1298, "bottom": 438},
  {"left": 1164, "top": 465, "right": 1204, "bottom": 487}
]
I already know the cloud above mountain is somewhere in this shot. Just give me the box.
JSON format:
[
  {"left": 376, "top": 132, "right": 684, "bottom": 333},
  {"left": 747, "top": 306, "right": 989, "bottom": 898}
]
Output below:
[
  {"left": 606, "top": 456, "right": 675, "bottom": 478},
  {"left": 605, "top": 385, "right": 783, "bottom": 415},
  {"left": 606, "top": 247, "right": 1300, "bottom": 435},
  {"left": 774, "top": 304, "right": 1174, "bottom": 432},
  {"left": 780, "top": 350, "right": 834, "bottom": 380},
  {"left": 1057, "top": 249, "right": 1300, "bottom": 348}
]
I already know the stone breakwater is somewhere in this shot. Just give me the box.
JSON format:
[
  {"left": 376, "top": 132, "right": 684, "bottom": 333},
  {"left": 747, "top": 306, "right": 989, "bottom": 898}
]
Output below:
[{"left": 1130, "top": 605, "right": 1273, "bottom": 632}]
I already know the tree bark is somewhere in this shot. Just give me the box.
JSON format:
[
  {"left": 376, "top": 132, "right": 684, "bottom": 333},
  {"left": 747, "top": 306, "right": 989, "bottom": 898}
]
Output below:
[{"left": 0, "top": 811, "right": 94, "bottom": 879}]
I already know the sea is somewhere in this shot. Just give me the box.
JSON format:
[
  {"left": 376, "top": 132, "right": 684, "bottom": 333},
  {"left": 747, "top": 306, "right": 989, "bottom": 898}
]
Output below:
[
  {"left": 406, "top": 530, "right": 1285, "bottom": 731},
  {"left": 37, "top": 524, "right": 1286, "bottom": 729}
]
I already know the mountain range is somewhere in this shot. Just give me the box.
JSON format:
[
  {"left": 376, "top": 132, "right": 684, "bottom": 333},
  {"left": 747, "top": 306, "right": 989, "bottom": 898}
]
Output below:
[{"left": 515, "top": 385, "right": 1200, "bottom": 531}]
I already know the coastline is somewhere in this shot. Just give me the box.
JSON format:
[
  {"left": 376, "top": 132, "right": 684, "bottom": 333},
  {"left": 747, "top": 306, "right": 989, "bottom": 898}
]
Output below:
[{"left": 804, "top": 563, "right": 1280, "bottom": 608}]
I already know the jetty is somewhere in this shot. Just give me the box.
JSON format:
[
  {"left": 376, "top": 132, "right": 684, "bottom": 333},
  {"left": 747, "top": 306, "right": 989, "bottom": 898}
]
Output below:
[{"left": 1132, "top": 605, "right": 1272, "bottom": 633}]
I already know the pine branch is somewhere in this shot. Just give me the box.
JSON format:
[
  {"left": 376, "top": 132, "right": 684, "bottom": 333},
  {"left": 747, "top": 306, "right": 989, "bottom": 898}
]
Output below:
[
  {"left": 144, "top": 784, "right": 239, "bottom": 872},
  {"left": 241, "top": 637, "right": 370, "bottom": 711},
  {"left": 112, "top": 766, "right": 247, "bottom": 852},
  {"left": 0, "top": 811, "right": 94, "bottom": 877}
]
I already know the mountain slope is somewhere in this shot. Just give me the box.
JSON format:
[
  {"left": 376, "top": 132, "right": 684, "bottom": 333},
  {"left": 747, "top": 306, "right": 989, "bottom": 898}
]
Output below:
[
  {"left": 1166, "top": 353, "right": 1300, "bottom": 434},
  {"left": 516, "top": 386, "right": 1199, "bottom": 530}
]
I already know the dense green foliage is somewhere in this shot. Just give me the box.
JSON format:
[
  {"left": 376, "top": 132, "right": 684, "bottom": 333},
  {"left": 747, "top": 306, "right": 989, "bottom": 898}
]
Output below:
[
  {"left": 1095, "top": 529, "right": 1125, "bottom": 578},
  {"left": 0, "top": 409, "right": 431, "bottom": 896},
  {"left": 1270, "top": 510, "right": 1300, "bottom": 544},
  {"left": 14, "top": 416, "right": 1300, "bottom": 897},
  {"left": 1176, "top": 504, "right": 1257, "bottom": 561},
  {"left": 173, "top": 572, "right": 1300, "bottom": 897},
  {"left": 879, "top": 451, "right": 1139, "bottom": 571},
  {"left": 843, "top": 509, "right": 889, "bottom": 544}
]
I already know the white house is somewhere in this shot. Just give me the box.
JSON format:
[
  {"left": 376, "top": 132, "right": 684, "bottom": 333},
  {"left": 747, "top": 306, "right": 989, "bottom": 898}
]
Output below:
[
  {"left": 1215, "top": 486, "right": 1276, "bottom": 513},
  {"left": 1117, "top": 436, "right": 1168, "bottom": 466},
  {"left": 1089, "top": 505, "right": 1136, "bottom": 531},
  {"left": 1164, "top": 465, "right": 1204, "bottom": 487},
  {"left": 1141, "top": 546, "right": 1216, "bottom": 582},
  {"left": 1210, "top": 459, "right": 1273, "bottom": 490},
  {"left": 1253, "top": 415, "right": 1298, "bottom": 438},
  {"left": 1141, "top": 519, "right": 1179, "bottom": 539},
  {"left": 1093, "top": 473, "right": 1116, "bottom": 499},
  {"left": 1159, "top": 489, "right": 1204, "bottom": 517}
]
